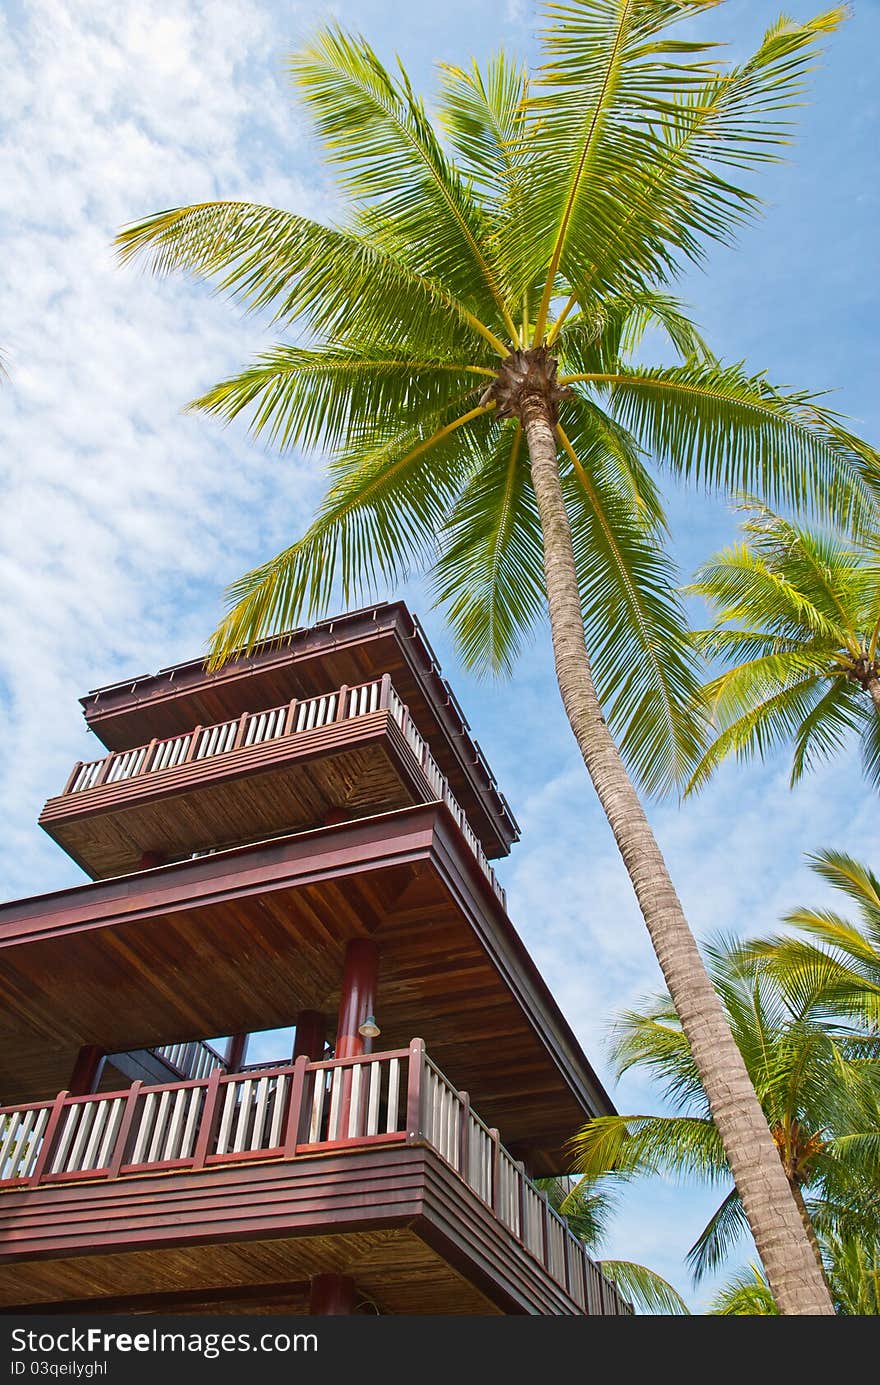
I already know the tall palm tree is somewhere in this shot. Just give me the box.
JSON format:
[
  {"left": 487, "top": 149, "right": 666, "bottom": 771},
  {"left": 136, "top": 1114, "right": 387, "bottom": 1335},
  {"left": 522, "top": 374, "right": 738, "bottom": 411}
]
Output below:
[
  {"left": 114, "top": 3, "right": 879, "bottom": 1312},
  {"left": 570, "top": 939, "right": 880, "bottom": 1284},
  {"left": 687, "top": 505, "right": 880, "bottom": 794},
  {"left": 751, "top": 850, "right": 880, "bottom": 1031},
  {"left": 538, "top": 1174, "right": 691, "bottom": 1313}
]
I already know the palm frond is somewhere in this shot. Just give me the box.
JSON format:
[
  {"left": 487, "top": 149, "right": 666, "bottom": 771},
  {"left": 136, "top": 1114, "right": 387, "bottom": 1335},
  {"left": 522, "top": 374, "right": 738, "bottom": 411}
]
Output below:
[
  {"left": 566, "top": 361, "right": 879, "bottom": 533},
  {"left": 291, "top": 27, "right": 519, "bottom": 341},
  {"left": 558, "top": 402, "right": 708, "bottom": 794},
  {"left": 432, "top": 421, "right": 546, "bottom": 675},
  {"left": 598, "top": 1259, "right": 691, "bottom": 1315}
]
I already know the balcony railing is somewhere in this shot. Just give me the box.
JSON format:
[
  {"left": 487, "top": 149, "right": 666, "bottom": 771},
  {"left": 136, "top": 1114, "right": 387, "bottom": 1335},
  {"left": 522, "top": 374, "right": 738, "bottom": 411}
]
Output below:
[
  {"left": 149, "top": 1038, "right": 228, "bottom": 1082},
  {"left": 0, "top": 1042, "right": 629, "bottom": 1316},
  {"left": 59, "top": 676, "right": 506, "bottom": 908}
]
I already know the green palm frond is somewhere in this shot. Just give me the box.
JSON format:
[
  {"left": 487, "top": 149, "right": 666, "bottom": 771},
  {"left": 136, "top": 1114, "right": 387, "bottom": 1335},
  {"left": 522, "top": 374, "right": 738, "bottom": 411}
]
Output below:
[
  {"left": 558, "top": 402, "right": 709, "bottom": 794},
  {"left": 688, "top": 508, "right": 880, "bottom": 794},
  {"left": 432, "top": 421, "right": 546, "bottom": 675},
  {"left": 190, "top": 344, "right": 493, "bottom": 453},
  {"left": 686, "top": 1187, "right": 751, "bottom": 1282},
  {"left": 563, "top": 362, "right": 878, "bottom": 532},
  {"left": 709, "top": 1263, "right": 779, "bottom": 1315},
  {"left": 598, "top": 1259, "right": 691, "bottom": 1315},
  {"left": 291, "top": 26, "right": 519, "bottom": 342}
]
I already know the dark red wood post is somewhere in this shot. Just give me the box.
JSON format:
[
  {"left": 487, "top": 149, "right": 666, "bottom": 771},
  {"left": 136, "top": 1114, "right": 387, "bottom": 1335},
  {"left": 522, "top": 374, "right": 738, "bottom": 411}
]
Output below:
[
  {"left": 107, "top": 1081, "right": 144, "bottom": 1178},
  {"left": 93, "top": 754, "right": 116, "bottom": 788},
  {"left": 516, "top": 1160, "right": 527, "bottom": 1243},
  {"left": 183, "top": 726, "right": 203, "bottom": 763},
  {"left": 458, "top": 1091, "right": 470, "bottom": 1181},
  {"left": 335, "top": 939, "right": 378, "bottom": 1061},
  {"left": 28, "top": 1091, "right": 70, "bottom": 1187},
  {"left": 138, "top": 850, "right": 165, "bottom": 871},
  {"left": 562, "top": 1226, "right": 573, "bottom": 1297},
  {"left": 224, "top": 1033, "right": 249, "bottom": 1073},
  {"left": 489, "top": 1128, "right": 502, "bottom": 1217},
  {"left": 283, "top": 1055, "right": 310, "bottom": 1156},
  {"left": 292, "top": 1011, "right": 325, "bottom": 1062},
  {"left": 309, "top": 1274, "right": 355, "bottom": 1315},
  {"left": 68, "top": 1045, "right": 106, "bottom": 1096},
  {"left": 192, "top": 1068, "right": 223, "bottom": 1169},
  {"left": 405, "top": 1038, "right": 425, "bottom": 1144},
  {"left": 282, "top": 701, "right": 298, "bottom": 737},
  {"left": 335, "top": 685, "right": 349, "bottom": 722},
  {"left": 541, "top": 1189, "right": 551, "bottom": 1272},
  {"left": 335, "top": 938, "right": 378, "bottom": 1138},
  {"left": 378, "top": 673, "right": 392, "bottom": 710},
  {"left": 61, "top": 763, "right": 83, "bottom": 796}
]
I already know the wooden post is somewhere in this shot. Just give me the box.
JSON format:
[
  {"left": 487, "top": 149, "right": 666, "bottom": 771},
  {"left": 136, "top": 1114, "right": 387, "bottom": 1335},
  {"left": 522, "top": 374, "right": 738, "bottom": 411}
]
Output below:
[
  {"left": 541, "top": 1189, "right": 551, "bottom": 1271},
  {"left": 309, "top": 1274, "right": 355, "bottom": 1315},
  {"left": 141, "top": 738, "right": 158, "bottom": 775},
  {"left": 283, "top": 1055, "right": 310, "bottom": 1156},
  {"left": 283, "top": 700, "right": 298, "bottom": 736},
  {"left": 335, "top": 685, "right": 349, "bottom": 722},
  {"left": 233, "top": 712, "right": 250, "bottom": 749},
  {"left": 68, "top": 1045, "right": 105, "bottom": 1097},
  {"left": 61, "top": 763, "right": 83, "bottom": 796},
  {"left": 489, "top": 1128, "right": 502, "bottom": 1217},
  {"left": 224, "top": 1033, "right": 248, "bottom": 1073},
  {"left": 405, "top": 1039, "right": 425, "bottom": 1144},
  {"left": 107, "top": 1081, "right": 144, "bottom": 1178},
  {"left": 28, "top": 1091, "right": 70, "bottom": 1187},
  {"left": 562, "top": 1226, "right": 572, "bottom": 1297},
  {"left": 458, "top": 1092, "right": 470, "bottom": 1183},
  {"left": 516, "top": 1160, "right": 527, "bottom": 1244},
  {"left": 379, "top": 673, "right": 391, "bottom": 710},
  {"left": 292, "top": 1011, "right": 325, "bottom": 1062},
  {"left": 192, "top": 1068, "right": 222, "bottom": 1169},
  {"left": 335, "top": 939, "right": 378, "bottom": 1060},
  {"left": 93, "top": 754, "right": 116, "bottom": 788},
  {"left": 183, "top": 727, "right": 203, "bottom": 764}
]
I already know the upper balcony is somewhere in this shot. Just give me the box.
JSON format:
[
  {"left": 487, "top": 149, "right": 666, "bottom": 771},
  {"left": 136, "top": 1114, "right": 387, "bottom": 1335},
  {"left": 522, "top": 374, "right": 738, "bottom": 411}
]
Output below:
[
  {"left": 76, "top": 601, "right": 519, "bottom": 861},
  {"left": 40, "top": 674, "right": 506, "bottom": 903}
]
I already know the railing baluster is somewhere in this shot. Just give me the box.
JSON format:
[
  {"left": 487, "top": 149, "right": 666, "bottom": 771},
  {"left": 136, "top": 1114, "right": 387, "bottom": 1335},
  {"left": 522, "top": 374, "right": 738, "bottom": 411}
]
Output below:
[
  {"left": 386, "top": 1058, "right": 400, "bottom": 1133},
  {"left": 284, "top": 1056, "right": 310, "bottom": 1155}
]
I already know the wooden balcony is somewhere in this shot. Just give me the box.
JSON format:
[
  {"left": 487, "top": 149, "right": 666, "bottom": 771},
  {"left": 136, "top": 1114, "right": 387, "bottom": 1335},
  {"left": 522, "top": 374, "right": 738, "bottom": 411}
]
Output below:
[
  {"left": 40, "top": 675, "right": 506, "bottom": 904},
  {"left": 0, "top": 1044, "right": 630, "bottom": 1317}
]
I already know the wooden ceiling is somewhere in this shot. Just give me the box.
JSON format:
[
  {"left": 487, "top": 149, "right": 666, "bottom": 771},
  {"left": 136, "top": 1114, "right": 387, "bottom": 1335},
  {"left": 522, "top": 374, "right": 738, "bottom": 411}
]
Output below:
[
  {"left": 0, "top": 806, "right": 613, "bottom": 1172},
  {"left": 78, "top": 603, "right": 517, "bottom": 859}
]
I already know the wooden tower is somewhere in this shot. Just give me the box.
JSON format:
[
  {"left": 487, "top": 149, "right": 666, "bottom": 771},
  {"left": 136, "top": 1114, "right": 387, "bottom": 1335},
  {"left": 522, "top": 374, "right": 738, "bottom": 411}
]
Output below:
[{"left": 0, "top": 602, "right": 629, "bottom": 1315}]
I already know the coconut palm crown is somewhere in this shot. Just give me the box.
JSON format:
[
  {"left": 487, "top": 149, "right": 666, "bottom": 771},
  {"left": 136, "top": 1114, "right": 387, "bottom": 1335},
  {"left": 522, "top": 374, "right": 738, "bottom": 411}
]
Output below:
[
  {"left": 117, "top": 3, "right": 875, "bottom": 799},
  {"left": 115, "top": 0, "right": 878, "bottom": 1316},
  {"left": 687, "top": 504, "right": 880, "bottom": 794}
]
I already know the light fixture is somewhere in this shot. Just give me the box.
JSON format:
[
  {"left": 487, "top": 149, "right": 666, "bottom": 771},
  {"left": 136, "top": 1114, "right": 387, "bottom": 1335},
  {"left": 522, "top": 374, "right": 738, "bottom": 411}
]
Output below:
[{"left": 358, "top": 1014, "right": 380, "bottom": 1039}]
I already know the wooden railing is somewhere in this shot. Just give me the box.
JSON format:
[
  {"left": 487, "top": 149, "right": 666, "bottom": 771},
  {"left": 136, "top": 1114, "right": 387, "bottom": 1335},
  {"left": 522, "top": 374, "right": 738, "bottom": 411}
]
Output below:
[
  {"left": 149, "top": 1039, "right": 228, "bottom": 1082},
  {"left": 60, "top": 676, "right": 506, "bottom": 909},
  {"left": 0, "top": 1043, "right": 628, "bottom": 1315}
]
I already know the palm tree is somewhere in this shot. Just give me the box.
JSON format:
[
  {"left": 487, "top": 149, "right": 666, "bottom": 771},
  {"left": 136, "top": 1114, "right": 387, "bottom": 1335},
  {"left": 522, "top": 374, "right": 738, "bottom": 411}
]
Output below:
[
  {"left": 710, "top": 1232, "right": 880, "bottom": 1315},
  {"left": 751, "top": 850, "right": 880, "bottom": 1031},
  {"left": 538, "top": 1174, "right": 690, "bottom": 1314},
  {"left": 569, "top": 939, "right": 880, "bottom": 1284},
  {"left": 687, "top": 504, "right": 880, "bottom": 794},
  {"left": 113, "top": 3, "right": 879, "bottom": 1312}
]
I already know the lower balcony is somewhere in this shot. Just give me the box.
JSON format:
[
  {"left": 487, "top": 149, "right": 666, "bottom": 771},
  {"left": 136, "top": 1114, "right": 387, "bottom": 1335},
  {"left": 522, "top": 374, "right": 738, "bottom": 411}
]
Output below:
[{"left": 0, "top": 1044, "right": 629, "bottom": 1317}]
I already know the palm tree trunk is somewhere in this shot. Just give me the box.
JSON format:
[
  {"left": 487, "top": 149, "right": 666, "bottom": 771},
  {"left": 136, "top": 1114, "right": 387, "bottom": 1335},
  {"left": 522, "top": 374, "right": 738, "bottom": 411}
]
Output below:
[
  {"left": 788, "top": 1177, "right": 828, "bottom": 1281},
  {"left": 520, "top": 392, "right": 834, "bottom": 1315},
  {"left": 866, "top": 674, "right": 880, "bottom": 717}
]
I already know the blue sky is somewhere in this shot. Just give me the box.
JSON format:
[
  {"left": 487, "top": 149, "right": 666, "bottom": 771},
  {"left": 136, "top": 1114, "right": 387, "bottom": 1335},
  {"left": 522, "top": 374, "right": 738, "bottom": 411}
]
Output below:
[{"left": 1, "top": 1, "right": 878, "bottom": 1311}]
